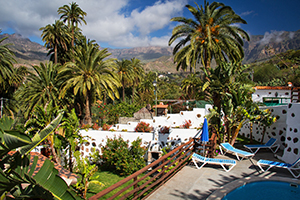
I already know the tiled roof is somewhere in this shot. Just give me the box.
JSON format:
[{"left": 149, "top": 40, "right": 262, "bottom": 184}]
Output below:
[
  {"left": 254, "top": 86, "right": 293, "bottom": 90},
  {"left": 7, "top": 151, "right": 78, "bottom": 186},
  {"left": 29, "top": 152, "right": 78, "bottom": 186},
  {"left": 153, "top": 104, "right": 168, "bottom": 108}
]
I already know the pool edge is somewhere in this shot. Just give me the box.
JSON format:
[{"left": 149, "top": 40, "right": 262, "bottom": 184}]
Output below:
[{"left": 207, "top": 174, "right": 300, "bottom": 200}]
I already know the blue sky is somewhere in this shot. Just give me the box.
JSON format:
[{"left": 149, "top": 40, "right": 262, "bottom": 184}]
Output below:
[{"left": 0, "top": 0, "right": 299, "bottom": 48}]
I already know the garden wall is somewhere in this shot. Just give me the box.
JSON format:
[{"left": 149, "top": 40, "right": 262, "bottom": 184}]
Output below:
[
  {"left": 79, "top": 128, "right": 199, "bottom": 159},
  {"left": 239, "top": 103, "right": 300, "bottom": 163}
]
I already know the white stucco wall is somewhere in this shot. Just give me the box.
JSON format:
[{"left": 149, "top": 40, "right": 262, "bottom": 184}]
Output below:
[
  {"left": 280, "top": 103, "right": 300, "bottom": 163},
  {"left": 79, "top": 107, "right": 206, "bottom": 158},
  {"left": 252, "top": 89, "right": 291, "bottom": 103},
  {"left": 239, "top": 103, "right": 300, "bottom": 164}
]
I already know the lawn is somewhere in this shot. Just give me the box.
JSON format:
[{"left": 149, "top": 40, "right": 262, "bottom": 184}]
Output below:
[{"left": 86, "top": 169, "right": 151, "bottom": 199}]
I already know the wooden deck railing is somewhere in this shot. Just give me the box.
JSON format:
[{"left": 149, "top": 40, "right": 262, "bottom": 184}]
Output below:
[{"left": 89, "top": 138, "right": 196, "bottom": 200}]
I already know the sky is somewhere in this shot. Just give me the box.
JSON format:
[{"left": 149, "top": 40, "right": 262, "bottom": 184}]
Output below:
[{"left": 0, "top": 0, "right": 299, "bottom": 49}]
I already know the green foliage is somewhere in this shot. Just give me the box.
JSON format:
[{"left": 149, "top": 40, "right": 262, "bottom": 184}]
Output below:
[
  {"left": 91, "top": 101, "right": 143, "bottom": 125},
  {"left": 253, "top": 64, "right": 281, "bottom": 83},
  {"left": 256, "top": 78, "right": 286, "bottom": 86},
  {"left": 135, "top": 121, "right": 152, "bottom": 132},
  {"left": 101, "top": 136, "right": 146, "bottom": 176},
  {"left": 252, "top": 49, "right": 300, "bottom": 86},
  {"left": 0, "top": 113, "right": 78, "bottom": 199},
  {"left": 73, "top": 151, "right": 103, "bottom": 199},
  {"left": 60, "top": 108, "right": 86, "bottom": 171}
]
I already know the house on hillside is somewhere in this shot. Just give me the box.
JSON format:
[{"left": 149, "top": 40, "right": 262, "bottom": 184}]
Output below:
[{"left": 252, "top": 85, "right": 300, "bottom": 106}]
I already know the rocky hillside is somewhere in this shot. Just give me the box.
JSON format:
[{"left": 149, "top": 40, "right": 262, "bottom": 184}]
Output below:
[
  {"left": 0, "top": 33, "right": 48, "bottom": 64},
  {"left": 2, "top": 30, "right": 300, "bottom": 72}
]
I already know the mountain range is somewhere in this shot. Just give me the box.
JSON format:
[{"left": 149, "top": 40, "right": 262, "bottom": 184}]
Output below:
[{"left": 1, "top": 30, "right": 300, "bottom": 73}]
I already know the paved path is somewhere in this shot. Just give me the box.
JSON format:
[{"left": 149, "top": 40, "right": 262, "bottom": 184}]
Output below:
[{"left": 146, "top": 150, "right": 299, "bottom": 200}]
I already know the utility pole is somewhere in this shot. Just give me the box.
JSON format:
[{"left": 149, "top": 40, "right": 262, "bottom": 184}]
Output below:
[{"left": 0, "top": 97, "right": 3, "bottom": 118}]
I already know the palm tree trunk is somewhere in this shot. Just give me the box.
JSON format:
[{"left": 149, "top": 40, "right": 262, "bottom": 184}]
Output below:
[
  {"left": 261, "top": 126, "right": 266, "bottom": 144},
  {"left": 54, "top": 43, "right": 57, "bottom": 64},
  {"left": 122, "top": 82, "right": 125, "bottom": 102},
  {"left": 230, "top": 119, "right": 246, "bottom": 145},
  {"left": 132, "top": 84, "right": 135, "bottom": 103},
  {"left": 84, "top": 93, "right": 92, "bottom": 125},
  {"left": 69, "top": 147, "right": 73, "bottom": 172}
]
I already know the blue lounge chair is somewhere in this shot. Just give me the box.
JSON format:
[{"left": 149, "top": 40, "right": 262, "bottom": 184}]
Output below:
[
  {"left": 257, "top": 157, "right": 300, "bottom": 178},
  {"left": 191, "top": 153, "right": 236, "bottom": 172},
  {"left": 244, "top": 138, "right": 280, "bottom": 154},
  {"left": 220, "top": 143, "right": 254, "bottom": 161}
]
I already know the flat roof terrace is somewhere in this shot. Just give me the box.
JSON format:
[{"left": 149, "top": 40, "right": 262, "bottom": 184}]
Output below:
[{"left": 146, "top": 149, "right": 300, "bottom": 200}]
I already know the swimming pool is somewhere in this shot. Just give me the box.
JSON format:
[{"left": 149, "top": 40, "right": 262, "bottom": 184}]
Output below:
[{"left": 222, "top": 181, "right": 300, "bottom": 200}]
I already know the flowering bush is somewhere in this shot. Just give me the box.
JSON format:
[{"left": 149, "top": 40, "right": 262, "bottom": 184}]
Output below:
[
  {"left": 181, "top": 120, "right": 192, "bottom": 129},
  {"left": 102, "top": 123, "right": 112, "bottom": 131},
  {"left": 92, "top": 123, "right": 100, "bottom": 130},
  {"left": 214, "top": 149, "right": 221, "bottom": 157},
  {"left": 159, "top": 126, "right": 170, "bottom": 134},
  {"left": 135, "top": 121, "right": 152, "bottom": 132},
  {"left": 81, "top": 124, "right": 91, "bottom": 130}
]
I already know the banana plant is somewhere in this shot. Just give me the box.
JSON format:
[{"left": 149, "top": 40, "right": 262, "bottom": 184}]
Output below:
[{"left": 0, "top": 113, "right": 79, "bottom": 200}]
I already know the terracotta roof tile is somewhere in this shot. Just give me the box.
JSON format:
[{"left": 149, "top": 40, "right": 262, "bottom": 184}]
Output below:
[
  {"left": 254, "top": 86, "right": 300, "bottom": 90},
  {"left": 29, "top": 152, "right": 78, "bottom": 186},
  {"left": 7, "top": 151, "right": 78, "bottom": 186}
]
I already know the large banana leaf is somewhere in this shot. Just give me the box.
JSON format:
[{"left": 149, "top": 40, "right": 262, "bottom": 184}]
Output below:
[
  {"left": 0, "top": 116, "right": 14, "bottom": 130},
  {"left": 20, "top": 112, "right": 63, "bottom": 155},
  {"left": 0, "top": 116, "right": 31, "bottom": 156},
  {"left": 0, "top": 153, "right": 78, "bottom": 200},
  {"left": 0, "top": 112, "right": 79, "bottom": 199}
]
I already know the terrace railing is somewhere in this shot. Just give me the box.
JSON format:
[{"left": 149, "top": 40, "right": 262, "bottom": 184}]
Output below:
[{"left": 89, "top": 138, "right": 195, "bottom": 200}]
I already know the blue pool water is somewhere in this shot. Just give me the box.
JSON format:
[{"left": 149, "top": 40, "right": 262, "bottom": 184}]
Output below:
[{"left": 222, "top": 181, "right": 300, "bottom": 200}]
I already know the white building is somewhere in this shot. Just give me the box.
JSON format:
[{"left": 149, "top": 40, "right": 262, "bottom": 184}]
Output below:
[{"left": 252, "top": 86, "right": 300, "bottom": 105}]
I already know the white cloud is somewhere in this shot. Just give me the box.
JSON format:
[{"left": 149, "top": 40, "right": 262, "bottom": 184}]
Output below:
[
  {"left": 259, "top": 30, "right": 285, "bottom": 44},
  {"left": 0, "top": 0, "right": 187, "bottom": 48},
  {"left": 240, "top": 11, "right": 254, "bottom": 17},
  {"left": 131, "top": 0, "right": 185, "bottom": 35}
]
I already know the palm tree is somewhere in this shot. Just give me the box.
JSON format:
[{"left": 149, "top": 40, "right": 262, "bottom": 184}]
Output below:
[
  {"left": 169, "top": 1, "right": 250, "bottom": 71},
  {"left": 15, "top": 62, "right": 64, "bottom": 118},
  {"left": 116, "top": 59, "right": 133, "bottom": 102},
  {"left": 24, "top": 103, "right": 61, "bottom": 163},
  {"left": 137, "top": 72, "right": 156, "bottom": 104},
  {"left": 0, "top": 32, "right": 16, "bottom": 89},
  {"left": 181, "top": 73, "right": 202, "bottom": 99},
  {"left": 40, "top": 20, "right": 70, "bottom": 64},
  {"left": 130, "top": 58, "right": 144, "bottom": 103},
  {"left": 60, "top": 38, "right": 120, "bottom": 125},
  {"left": 58, "top": 2, "right": 87, "bottom": 49},
  {"left": 0, "top": 65, "right": 28, "bottom": 118}
]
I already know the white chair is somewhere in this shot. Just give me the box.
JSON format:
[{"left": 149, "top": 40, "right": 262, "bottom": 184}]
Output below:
[
  {"left": 220, "top": 143, "right": 254, "bottom": 161},
  {"left": 192, "top": 153, "right": 236, "bottom": 172},
  {"left": 257, "top": 157, "right": 300, "bottom": 178},
  {"left": 244, "top": 138, "right": 280, "bottom": 154}
]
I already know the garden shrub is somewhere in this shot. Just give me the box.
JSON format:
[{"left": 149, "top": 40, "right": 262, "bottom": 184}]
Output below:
[
  {"left": 102, "top": 123, "right": 111, "bottom": 131},
  {"left": 135, "top": 121, "right": 152, "bottom": 132},
  {"left": 92, "top": 123, "right": 100, "bottom": 130},
  {"left": 101, "top": 136, "right": 146, "bottom": 176},
  {"left": 159, "top": 126, "right": 170, "bottom": 134},
  {"left": 181, "top": 120, "right": 192, "bottom": 129},
  {"left": 91, "top": 102, "right": 143, "bottom": 125}
]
